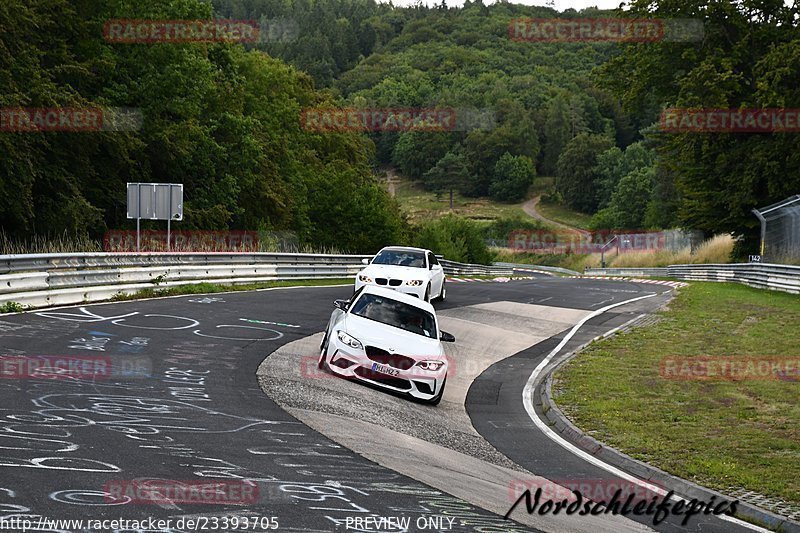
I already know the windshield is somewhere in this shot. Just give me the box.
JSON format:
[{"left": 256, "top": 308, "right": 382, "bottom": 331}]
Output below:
[
  {"left": 371, "top": 250, "right": 426, "bottom": 268},
  {"left": 350, "top": 293, "right": 437, "bottom": 339}
]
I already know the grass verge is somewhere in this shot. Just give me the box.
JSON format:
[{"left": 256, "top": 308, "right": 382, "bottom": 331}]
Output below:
[
  {"left": 554, "top": 282, "right": 800, "bottom": 505},
  {"left": 536, "top": 199, "right": 594, "bottom": 230},
  {"left": 110, "top": 278, "right": 353, "bottom": 301},
  {"left": 392, "top": 177, "right": 529, "bottom": 223}
]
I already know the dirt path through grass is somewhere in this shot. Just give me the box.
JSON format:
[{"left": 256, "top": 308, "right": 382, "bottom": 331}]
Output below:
[{"left": 523, "top": 196, "right": 589, "bottom": 235}]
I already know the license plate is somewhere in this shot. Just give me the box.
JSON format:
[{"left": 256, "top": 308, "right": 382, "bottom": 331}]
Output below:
[{"left": 371, "top": 362, "right": 399, "bottom": 377}]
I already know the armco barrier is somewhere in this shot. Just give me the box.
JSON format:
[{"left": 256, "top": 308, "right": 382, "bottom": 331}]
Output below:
[
  {"left": 0, "top": 252, "right": 514, "bottom": 310},
  {"left": 494, "top": 262, "right": 581, "bottom": 276},
  {"left": 584, "top": 267, "right": 669, "bottom": 277},
  {"left": 585, "top": 263, "right": 800, "bottom": 294},
  {"left": 440, "top": 259, "right": 514, "bottom": 277}
]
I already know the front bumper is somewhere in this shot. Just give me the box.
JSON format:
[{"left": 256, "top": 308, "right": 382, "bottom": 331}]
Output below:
[
  {"left": 325, "top": 337, "right": 446, "bottom": 401},
  {"left": 354, "top": 278, "right": 426, "bottom": 299}
]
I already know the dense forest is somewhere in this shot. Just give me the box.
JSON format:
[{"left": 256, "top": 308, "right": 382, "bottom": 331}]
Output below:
[{"left": 2, "top": 0, "right": 799, "bottom": 256}]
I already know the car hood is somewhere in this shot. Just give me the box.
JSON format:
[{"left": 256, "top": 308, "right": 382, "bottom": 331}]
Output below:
[
  {"left": 360, "top": 264, "right": 428, "bottom": 279},
  {"left": 343, "top": 315, "right": 443, "bottom": 358}
]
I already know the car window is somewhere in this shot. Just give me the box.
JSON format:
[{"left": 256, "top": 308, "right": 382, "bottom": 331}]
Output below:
[
  {"left": 428, "top": 253, "right": 439, "bottom": 267},
  {"left": 371, "top": 250, "right": 426, "bottom": 268},
  {"left": 350, "top": 293, "right": 437, "bottom": 339}
]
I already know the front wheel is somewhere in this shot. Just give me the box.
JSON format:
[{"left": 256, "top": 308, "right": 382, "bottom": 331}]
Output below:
[
  {"left": 435, "top": 279, "right": 446, "bottom": 302},
  {"left": 424, "top": 284, "right": 431, "bottom": 303},
  {"left": 318, "top": 334, "right": 329, "bottom": 369}
]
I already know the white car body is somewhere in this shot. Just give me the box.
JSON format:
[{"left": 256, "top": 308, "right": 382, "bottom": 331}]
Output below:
[
  {"left": 319, "top": 285, "right": 455, "bottom": 404},
  {"left": 354, "top": 246, "right": 446, "bottom": 302}
]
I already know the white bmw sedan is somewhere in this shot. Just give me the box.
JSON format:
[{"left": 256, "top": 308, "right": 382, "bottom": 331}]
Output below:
[
  {"left": 318, "top": 285, "right": 455, "bottom": 405},
  {"left": 355, "top": 246, "right": 445, "bottom": 302}
]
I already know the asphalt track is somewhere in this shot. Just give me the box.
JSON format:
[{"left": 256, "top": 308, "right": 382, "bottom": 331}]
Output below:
[{"left": 0, "top": 275, "right": 760, "bottom": 532}]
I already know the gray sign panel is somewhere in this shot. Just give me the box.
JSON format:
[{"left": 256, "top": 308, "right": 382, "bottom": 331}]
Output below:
[{"left": 127, "top": 183, "right": 183, "bottom": 221}]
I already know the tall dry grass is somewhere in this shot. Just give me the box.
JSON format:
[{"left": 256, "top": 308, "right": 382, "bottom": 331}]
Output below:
[
  {"left": 0, "top": 230, "right": 343, "bottom": 255},
  {"left": 607, "top": 234, "right": 734, "bottom": 267},
  {"left": 494, "top": 234, "right": 736, "bottom": 270},
  {"left": 0, "top": 231, "right": 102, "bottom": 255}
]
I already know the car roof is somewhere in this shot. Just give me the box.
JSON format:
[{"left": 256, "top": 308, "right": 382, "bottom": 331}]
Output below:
[
  {"left": 378, "top": 246, "right": 430, "bottom": 254},
  {"left": 358, "top": 285, "right": 437, "bottom": 314}
]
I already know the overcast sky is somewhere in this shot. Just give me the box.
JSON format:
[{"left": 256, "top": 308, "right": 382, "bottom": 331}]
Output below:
[{"left": 384, "top": 0, "right": 627, "bottom": 13}]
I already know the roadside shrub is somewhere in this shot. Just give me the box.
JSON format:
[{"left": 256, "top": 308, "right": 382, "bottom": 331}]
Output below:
[
  {"left": 414, "top": 215, "right": 492, "bottom": 264},
  {"left": 482, "top": 214, "right": 544, "bottom": 242}
]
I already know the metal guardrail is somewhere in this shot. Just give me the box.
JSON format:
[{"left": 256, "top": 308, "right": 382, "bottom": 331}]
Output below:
[
  {"left": 667, "top": 262, "right": 800, "bottom": 294},
  {"left": 439, "top": 259, "right": 513, "bottom": 277},
  {"left": 585, "top": 263, "right": 800, "bottom": 294},
  {"left": 584, "top": 267, "right": 669, "bottom": 277},
  {"left": 493, "top": 262, "right": 580, "bottom": 276},
  {"left": 0, "top": 252, "right": 514, "bottom": 310},
  {"left": 0, "top": 252, "right": 370, "bottom": 275}
]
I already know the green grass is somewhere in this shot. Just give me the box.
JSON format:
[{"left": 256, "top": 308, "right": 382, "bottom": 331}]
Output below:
[
  {"left": 110, "top": 278, "right": 353, "bottom": 301},
  {"left": 536, "top": 199, "right": 594, "bottom": 230},
  {"left": 554, "top": 282, "right": 800, "bottom": 505},
  {"left": 0, "top": 301, "right": 27, "bottom": 313},
  {"left": 391, "top": 177, "right": 529, "bottom": 224}
]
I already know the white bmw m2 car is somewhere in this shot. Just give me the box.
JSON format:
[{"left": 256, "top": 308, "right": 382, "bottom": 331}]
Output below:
[
  {"left": 318, "top": 285, "right": 455, "bottom": 405},
  {"left": 354, "top": 246, "right": 445, "bottom": 302}
]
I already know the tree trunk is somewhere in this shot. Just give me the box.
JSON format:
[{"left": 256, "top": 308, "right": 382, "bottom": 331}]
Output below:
[{"left": 449, "top": 188, "right": 454, "bottom": 210}]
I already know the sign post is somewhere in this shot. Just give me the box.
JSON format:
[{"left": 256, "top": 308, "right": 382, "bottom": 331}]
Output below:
[{"left": 127, "top": 183, "right": 184, "bottom": 251}]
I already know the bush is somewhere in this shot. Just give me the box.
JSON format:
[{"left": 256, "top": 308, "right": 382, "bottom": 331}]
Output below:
[
  {"left": 482, "top": 215, "right": 544, "bottom": 242},
  {"left": 414, "top": 215, "right": 492, "bottom": 264}
]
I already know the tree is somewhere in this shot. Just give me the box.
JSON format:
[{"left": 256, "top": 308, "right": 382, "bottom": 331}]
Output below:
[
  {"left": 594, "top": 142, "right": 655, "bottom": 209},
  {"left": 555, "top": 133, "right": 614, "bottom": 213},
  {"left": 423, "top": 150, "right": 472, "bottom": 209},
  {"left": 599, "top": 0, "right": 800, "bottom": 249},
  {"left": 542, "top": 94, "right": 573, "bottom": 176},
  {"left": 489, "top": 153, "right": 535, "bottom": 202},
  {"left": 392, "top": 130, "right": 451, "bottom": 181}
]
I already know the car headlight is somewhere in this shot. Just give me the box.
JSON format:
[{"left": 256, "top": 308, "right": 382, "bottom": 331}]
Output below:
[
  {"left": 358, "top": 274, "right": 373, "bottom": 283},
  {"left": 405, "top": 280, "right": 424, "bottom": 286},
  {"left": 415, "top": 360, "right": 445, "bottom": 371},
  {"left": 336, "top": 331, "right": 363, "bottom": 350}
]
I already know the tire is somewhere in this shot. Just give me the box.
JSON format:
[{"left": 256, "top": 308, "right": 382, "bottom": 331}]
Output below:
[
  {"left": 319, "top": 331, "right": 328, "bottom": 351},
  {"left": 427, "top": 378, "right": 446, "bottom": 406},
  {"left": 424, "top": 284, "right": 431, "bottom": 303},
  {"left": 318, "top": 335, "right": 329, "bottom": 370},
  {"left": 435, "top": 279, "right": 446, "bottom": 302}
]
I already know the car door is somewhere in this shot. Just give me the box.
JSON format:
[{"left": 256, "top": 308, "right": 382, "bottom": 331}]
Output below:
[{"left": 427, "top": 252, "right": 444, "bottom": 296}]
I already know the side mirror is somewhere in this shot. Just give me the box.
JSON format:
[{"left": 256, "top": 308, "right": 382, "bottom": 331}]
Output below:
[
  {"left": 432, "top": 263, "right": 442, "bottom": 270},
  {"left": 361, "top": 258, "right": 370, "bottom": 265},
  {"left": 334, "top": 299, "right": 349, "bottom": 311},
  {"left": 439, "top": 331, "right": 455, "bottom": 343}
]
